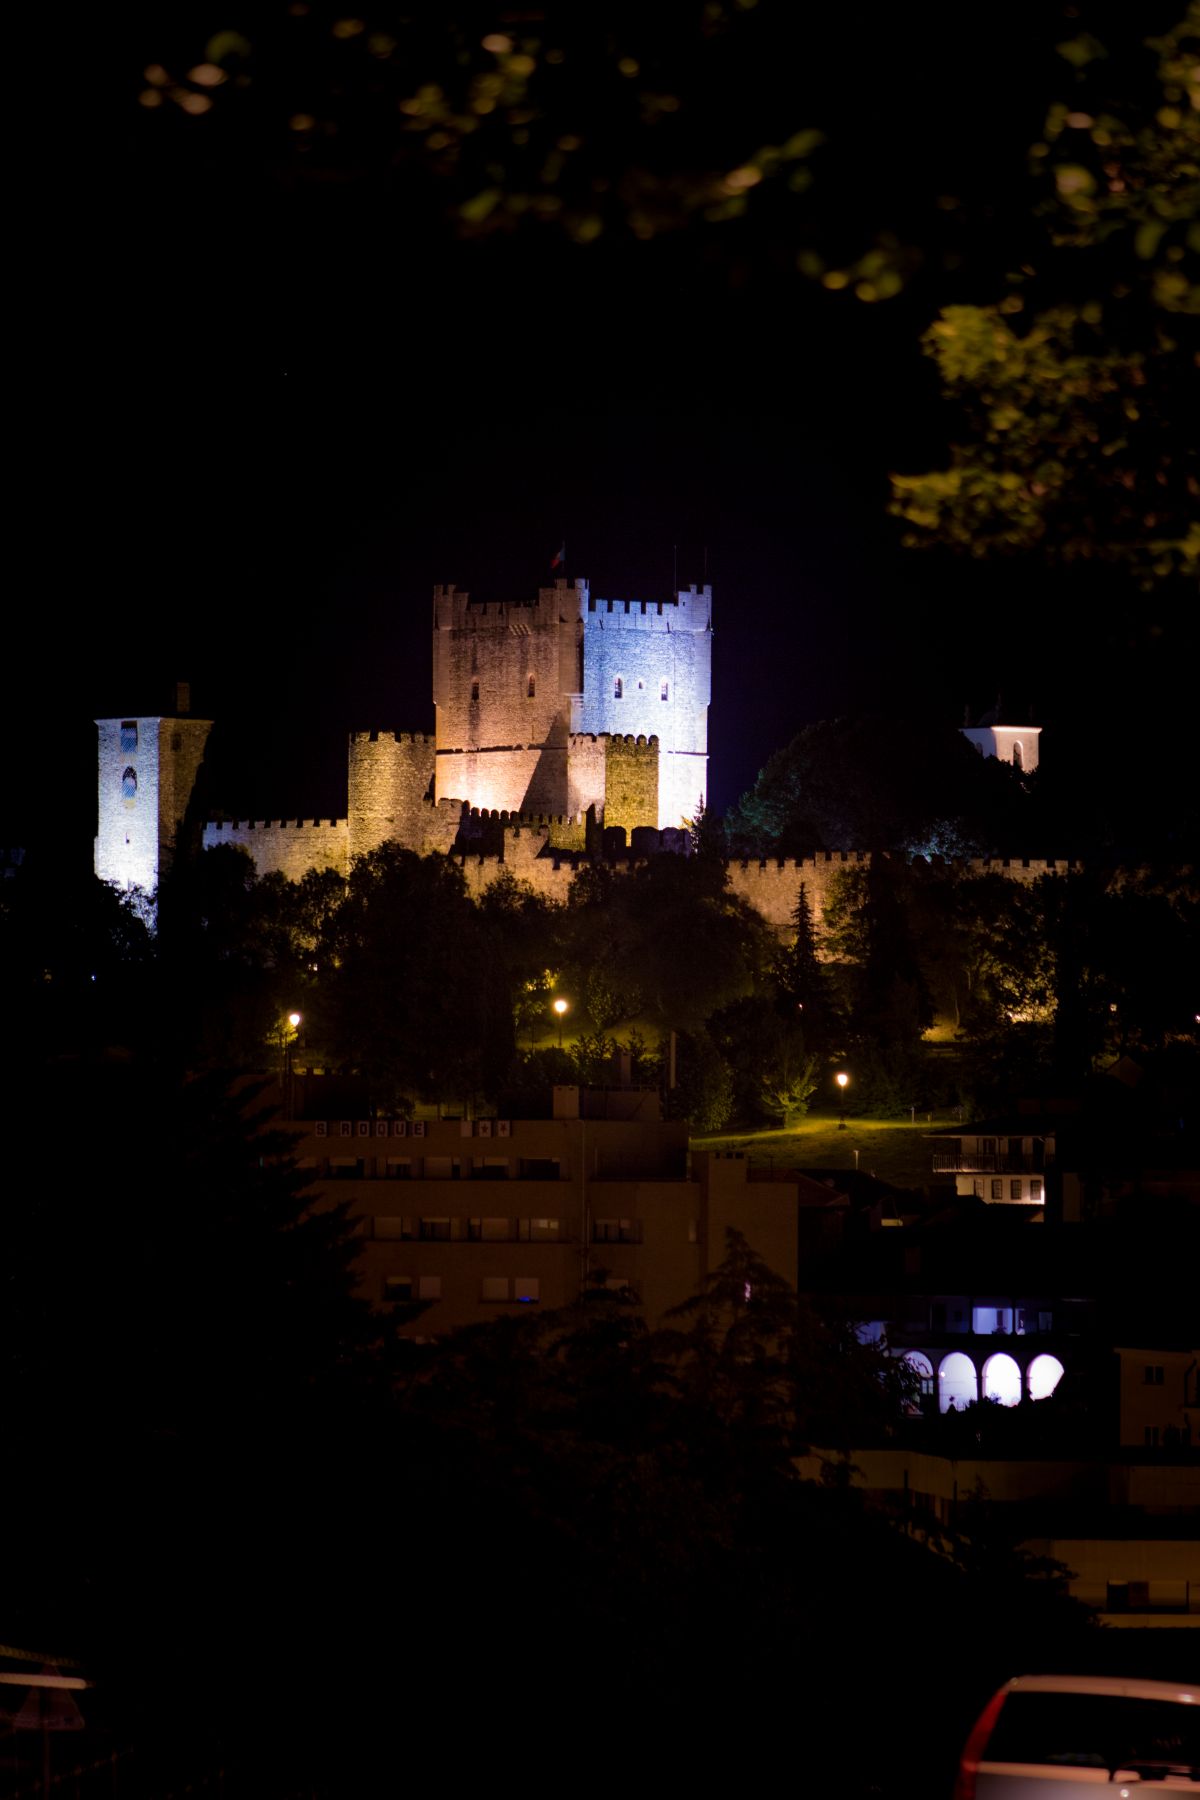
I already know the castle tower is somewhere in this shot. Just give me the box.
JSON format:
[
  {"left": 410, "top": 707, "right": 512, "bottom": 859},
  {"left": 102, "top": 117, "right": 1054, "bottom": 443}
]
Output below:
[
  {"left": 432, "top": 578, "right": 711, "bottom": 831},
  {"left": 577, "top": 582, "right": 711, "bottom": 828},
  {"left": 432, "top": 580, "right": 586, "bottom": 818},
  {"left": 95, "top": 684, "right": 213, "bottom": 898}
]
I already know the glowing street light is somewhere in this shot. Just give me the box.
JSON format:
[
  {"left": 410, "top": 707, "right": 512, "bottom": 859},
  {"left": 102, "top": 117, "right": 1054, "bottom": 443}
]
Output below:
[
  {"left": 553, "top": 996, "right": 569, "bottom": 1048},
  {"left": 835, "top": 1070, "right": 849, "bottom": 1130},
  {"left": 281, "top": 1011, "right": 303, "bottom": 1116}
]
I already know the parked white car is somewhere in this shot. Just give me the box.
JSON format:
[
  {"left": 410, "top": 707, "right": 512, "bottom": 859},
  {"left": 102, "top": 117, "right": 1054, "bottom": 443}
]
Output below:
[{"left": 954, "top": 1674, "right": 1198, "bottom": 1797}]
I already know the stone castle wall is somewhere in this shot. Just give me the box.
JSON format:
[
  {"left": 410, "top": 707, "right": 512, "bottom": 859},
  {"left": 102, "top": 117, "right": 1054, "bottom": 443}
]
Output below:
[{"left": 202, "top": 818, "right": 350, "bottom": 879}]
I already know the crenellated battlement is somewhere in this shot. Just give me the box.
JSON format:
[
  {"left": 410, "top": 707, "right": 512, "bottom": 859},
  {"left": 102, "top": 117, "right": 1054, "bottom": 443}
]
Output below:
[
  {"left": 568, "top": 731, "right": 660, "bottom": 751},
  {"left": 207, "top": 817, "right": 347, "bottom": 834},
  {"left": 585, "top": 584, "right": 712, "bottom": 632},
  {"left": 349, "top": 729, "right": 436, "bottom": 747}
]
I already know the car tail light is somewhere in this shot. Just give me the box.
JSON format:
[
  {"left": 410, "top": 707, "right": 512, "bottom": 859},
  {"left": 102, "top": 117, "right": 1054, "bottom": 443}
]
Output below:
[{"left": 952, "top": 1684, "right": 1010, "bottom": 1800}]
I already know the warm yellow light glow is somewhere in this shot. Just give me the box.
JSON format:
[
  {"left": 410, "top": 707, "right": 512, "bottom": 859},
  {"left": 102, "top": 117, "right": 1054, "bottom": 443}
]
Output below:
[
  {"left": 288, "top": 1011, "right": 302, "bottom": 1028},
  {"left": 836, "top": 1072, "right": 849, "bottom": 1089},
  {"left": 553, "top": 999, "right": 569, "bottom": 1017}
]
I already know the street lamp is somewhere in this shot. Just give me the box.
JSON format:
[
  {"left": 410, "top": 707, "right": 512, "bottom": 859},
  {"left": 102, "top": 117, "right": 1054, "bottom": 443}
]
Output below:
[
  {"left": 553, "top": 996, "right": 569, "bottom": 1048},
  {"left": 281, "top": 1011, "right": 302, "bottom": 1116},
  {"left": 836, "top": 1070, "right": 849, "bottom": 1130}
]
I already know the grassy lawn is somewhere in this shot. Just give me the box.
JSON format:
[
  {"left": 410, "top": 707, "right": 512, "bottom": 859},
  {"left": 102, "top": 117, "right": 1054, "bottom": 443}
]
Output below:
[{"left": 692, "top": 1109, "right": 962, "bottom": 1191}]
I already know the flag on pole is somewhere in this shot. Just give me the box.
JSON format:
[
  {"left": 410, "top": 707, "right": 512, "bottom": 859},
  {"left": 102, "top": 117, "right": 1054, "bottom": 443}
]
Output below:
[{"left": 550, "top": 541, "right": 566, "bottom": 570}]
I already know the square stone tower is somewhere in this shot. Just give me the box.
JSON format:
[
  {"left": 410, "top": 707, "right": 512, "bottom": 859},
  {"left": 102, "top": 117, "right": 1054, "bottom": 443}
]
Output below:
[
  {"left": 432, "top": 578, "right": 711, "bottom": 831},
  {"left": 95, "top": 686, "right": 212, "bottom": 899}
]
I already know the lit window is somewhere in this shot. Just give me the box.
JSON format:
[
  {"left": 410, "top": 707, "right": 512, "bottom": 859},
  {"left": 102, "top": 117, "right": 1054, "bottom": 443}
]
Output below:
[
  {"left": 1030, "top": 1179, "right": 1042, "bottom": 1200},
  {"left": 614, "top": 676, "right": 623, "bottom": 699},
  {"left": 660, "top": 681, "right": 669, "bottom": 701},
  {"left": 120, "top": 721, "right": 138, "bottom": 752},
  {"left": 514, "top": 1277, "right": 540, "bottom": 1304},
  {"left": 121, "top": 767, "right": 137, "bottom": 799},
  {"left": 417, "top": 1275, "right": 441, "bottom": 1300}
]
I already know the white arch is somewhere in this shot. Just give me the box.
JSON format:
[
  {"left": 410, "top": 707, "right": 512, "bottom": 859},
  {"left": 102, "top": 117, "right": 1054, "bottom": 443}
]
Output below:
[
  {"left": 982, "top": 1351, "right": 1022, "bottom": 1407},
  {"left": 1027, "top": 1353, "right": 1065, "bottom": 1402},
  {"left": 938, "top": 1351, "right": 976, "bottom": 1414},
  {"left": 902, "top": 1351, "right": 934, "bottom": 1413}
]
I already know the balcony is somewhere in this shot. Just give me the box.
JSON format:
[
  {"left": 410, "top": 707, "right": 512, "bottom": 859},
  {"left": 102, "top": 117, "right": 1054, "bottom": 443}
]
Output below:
[{"left": 932, "top": 1152, "right": 1050, "bottom": 1174}]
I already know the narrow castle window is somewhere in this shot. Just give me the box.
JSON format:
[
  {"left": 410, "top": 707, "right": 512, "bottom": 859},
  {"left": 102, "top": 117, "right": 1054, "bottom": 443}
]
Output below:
[
  {"left": 614, "top": 676, "right": 623, "bottom": 699},
  {"left": 121, "top": 767, "right": 137, "bottom": 799},
  {"left": 471, "top": 679, "right": 480, "bottom": 703},
  {"left": 1012, "top": 740, "right": 1024, "bottom": 771},
  {"left": 527, "top": 674, "right": 536, "bottom": 698},
  {"left": 660, "top": 681, "right": 669, "bottom": 701},
  {"left": 120, "top": 721, "right": 138, "bottom": 752}
]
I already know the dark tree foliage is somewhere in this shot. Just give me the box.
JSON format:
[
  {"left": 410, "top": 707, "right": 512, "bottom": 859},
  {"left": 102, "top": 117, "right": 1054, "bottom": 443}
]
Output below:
[
  {"left": 319, "top": 843, "right": 514, "bottom": 1106},
  {"left": 725, "top": 714, "right": 1034, "bottom": 857}
]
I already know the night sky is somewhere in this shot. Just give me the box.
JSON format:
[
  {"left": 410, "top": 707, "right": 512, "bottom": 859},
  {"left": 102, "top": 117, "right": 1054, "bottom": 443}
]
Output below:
[{"left": 19, "top": 0, "right": 1193, "bottom": 853}]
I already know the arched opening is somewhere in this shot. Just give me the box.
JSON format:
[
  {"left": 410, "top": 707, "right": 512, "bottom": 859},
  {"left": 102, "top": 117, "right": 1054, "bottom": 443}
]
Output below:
[
  {"left": 1027, "top": 1353, "right": 1065, "bottom": 1402},
  {"left": 613, "top": 676, "right": 623, "bottom": 699},
  {"left": 121, "top": 767, "right": 137, "bottom": 799},
  {"left": 982, "top": 1352, "right": 1022, "bottom": 1407},
  {"left": 527, "top": 674, "right": 536, "bottom": 698},
  {"left": 938, "top": 1351, "right": 976, "bottom": 1414},
  {"left": 902, "top": 1351, "right": 934, "bottom": 1413},
  {"left": 1012, "top": 740, "right": 1024, "bottom": 771}
]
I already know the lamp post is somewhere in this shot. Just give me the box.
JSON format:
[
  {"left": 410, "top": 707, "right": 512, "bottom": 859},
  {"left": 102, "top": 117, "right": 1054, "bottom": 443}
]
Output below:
[
  {"left": 836, "top": 1070, "right": 849, "bottom": 1130},
  {"left": 553, "top": 996, "right": 569, "bottom": 1049},
  {"left": 282, "top": 1011, "right": 301, "bottom": 1117}
]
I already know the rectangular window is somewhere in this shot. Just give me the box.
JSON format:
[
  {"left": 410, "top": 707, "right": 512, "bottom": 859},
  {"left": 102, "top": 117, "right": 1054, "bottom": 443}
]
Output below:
[
  {"left": 1008, "top": 1137, "right": 1023, "bottom": 1161},
  {"left": 514, "top": 1277, "right": 540, "bottom": 1305},
  {"left": 688, "top": 1219, "right": 698, "bottom": 1244},
  {"left": 383, "top": 1276, "right": 413, "bottom": 1303},
  {"left": 1030, "top": 1179, "right": 1043, "bottom": 1201},
  {"left": 481, "top": 1277, "right": 509, "bottom": 1303},
  {"left": 417, "top": 1275, "right": 442, "bottom": 1301},
  {"left": 470, "top": 678, "right": 480, "bottom": 701},
  {"left": 972, "top": 1178, "right": 984, "bottom": 1198},
  {"left": 1144, "top": 1364, "right": 1164, "bottom": 1385},
  {"left": 519, "top": 1157, "right": 561, "bottom": 1180},
  {"left": 518, "top": 1218, "right": 559, "bottom": 1241},
  {"left": 981, "top": 1138, "right": 997, "bottom": 1157},
  {"left": 120, "top": 721, "right": 138, "bottom": 752},
  {"left": 593, "top": 1219, "right": 640, "bottom": 1243},
  {"left": 467, "top": 1217, "right": 510, "bottom": 1241},
  {"left": 613, "top": 676, "right": 623, "bottom": 699},
  {"left": 660, "top": 681, "right": 669, "bottom": 701},
  {"left": 470, "top": 1160, "right": 509, "bottom": 1181},
  {"left": 385, "top": 1159, "right": 413, "bottom": 1180},
  {"left": 990, "top": 1179, "right": 1003, "bottom": 1200},
  {"left": 373, "top": 1216, "right": 409, "bottom": 1239},
  {"left": 1010, "top": 1179, "right": 1023, "bottom": 1200},
  {"left": 419, "top": 1218, "right": 451, "bottom": 1241},
  {"left": 1144, "top": 1426, "right": 1160, "bottom": 1446}
]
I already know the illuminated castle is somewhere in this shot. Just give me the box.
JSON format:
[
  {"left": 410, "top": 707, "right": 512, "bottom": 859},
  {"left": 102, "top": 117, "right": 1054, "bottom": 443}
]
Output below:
[{"left": 94, "top": 579, "right": 712, "bottom": 895}]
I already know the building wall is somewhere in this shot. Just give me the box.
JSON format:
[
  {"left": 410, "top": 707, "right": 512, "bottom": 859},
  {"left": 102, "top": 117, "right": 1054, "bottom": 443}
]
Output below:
[
  {"left": 1116, "top": 1347, "right": 1199, "bottom": 1449},
  {"left": 961, "top": 725, "right": 1041, "bottom": 773},
  {"left": 95, "top": 713, "right": 213, "bottom": 896}
]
